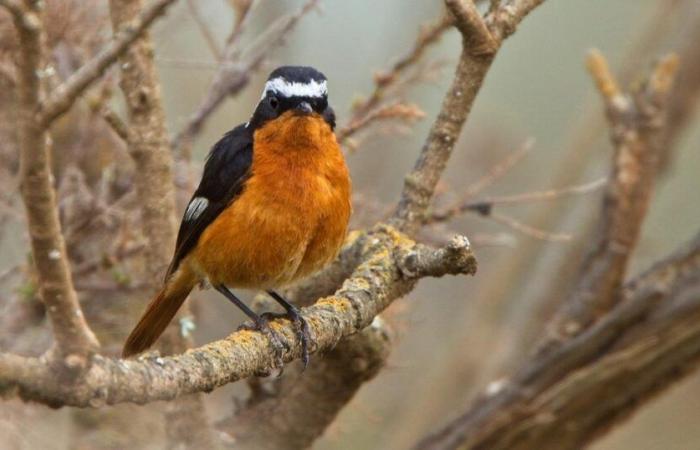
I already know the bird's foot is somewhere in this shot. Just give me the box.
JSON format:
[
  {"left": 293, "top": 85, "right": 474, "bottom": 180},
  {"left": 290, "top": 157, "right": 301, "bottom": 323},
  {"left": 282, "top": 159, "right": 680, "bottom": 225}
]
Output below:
[
  {"left": 261, "top": 305, "right": 311, "bottom": 369},
  {"left": 238, "top": 316, "right": 288, "bottom": 376}
]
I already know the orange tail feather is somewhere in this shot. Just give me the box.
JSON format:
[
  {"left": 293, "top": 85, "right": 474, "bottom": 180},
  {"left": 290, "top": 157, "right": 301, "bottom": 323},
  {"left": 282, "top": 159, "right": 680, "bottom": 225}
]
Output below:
[{"left": 122, "top": 269, "right": 196, "bottom": 358}]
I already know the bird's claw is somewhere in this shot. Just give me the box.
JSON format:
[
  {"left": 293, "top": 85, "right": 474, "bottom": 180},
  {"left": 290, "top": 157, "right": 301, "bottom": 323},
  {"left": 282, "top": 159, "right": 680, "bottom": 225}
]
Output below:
[
  {"left": 261, "top": 307, "right": 311, "bottom": 369},
  {"left": 238, "top": 316, "right": 287, "bottom": 376}
]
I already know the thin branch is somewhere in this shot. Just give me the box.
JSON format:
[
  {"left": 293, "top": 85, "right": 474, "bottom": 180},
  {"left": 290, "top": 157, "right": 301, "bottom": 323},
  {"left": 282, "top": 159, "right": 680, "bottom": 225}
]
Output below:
[
  {"left": 392, "top": 0, "right": 500, "bottom": 233},
  {"left": 537, "top": 51, "right": 679, "bottom": 352},
  {"left": 171, "top": 0, "right": 319, "bottom": 155},
  {"left": 473, "top": 178, "right": 606, "bottom": 206},
  {"left": 38, "top": 0, "right": 178, "bottom": 127},
  {"left": 11, "top": 0, "right": 99, "bottom": 358},
  {"left": 337, "top": 11, "right": 452, "bottom": 152},
  {"left": 337, "top": 101, "right": 425, "bottom": 144},
  {"left": 350, "top": 12, "right": 453, "bottom": 119},
  {"left": 427, "top": 177, "right": 606, "bottom": 224},
  {"left": 660, "top": 6, "right": 700, "bottom": 169},
  {"left": 461, "top": 138, "right": 534, "bottom": 198},
  {"left": 186, "top": 0, "right": 222, "bottom": 60},
  {"left": 446, "top": 0, "right": 497, "bottom": 56},
  {"left": 0, "top": 226, "right": 476, "bottom": 407},
  {"left": 100, "top": 105, "right": 132, "bottom": 144},
  {"left": 489, "top": 0, "right": 547, "bottom": 41},
  {"left": 487, "top": 212, "right": 572, "bottom": 242},
  {"left": 224, "top": 0, "right": 258, "bottom": 47}
]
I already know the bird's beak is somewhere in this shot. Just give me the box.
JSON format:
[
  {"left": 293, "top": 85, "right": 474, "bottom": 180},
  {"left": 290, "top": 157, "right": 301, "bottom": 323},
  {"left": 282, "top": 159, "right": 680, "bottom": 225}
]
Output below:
[{"left": 295, "top": 101, "right": 313, "bottom": 115}]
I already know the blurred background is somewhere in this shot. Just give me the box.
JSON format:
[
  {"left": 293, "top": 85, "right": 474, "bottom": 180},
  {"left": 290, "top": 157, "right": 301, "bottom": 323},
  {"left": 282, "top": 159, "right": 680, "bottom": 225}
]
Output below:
[{"left": 1, "top": 1, "right": 699, "bottom": 449}]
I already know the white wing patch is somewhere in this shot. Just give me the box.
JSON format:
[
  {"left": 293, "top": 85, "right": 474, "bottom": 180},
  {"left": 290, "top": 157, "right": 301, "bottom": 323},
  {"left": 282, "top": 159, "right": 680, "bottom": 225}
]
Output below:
[
  {"left": 262, "top": 77, "right": 327, "bottom": 100},
  {"left": 185, "top": 196, "right": 209, "bottom": 221}
]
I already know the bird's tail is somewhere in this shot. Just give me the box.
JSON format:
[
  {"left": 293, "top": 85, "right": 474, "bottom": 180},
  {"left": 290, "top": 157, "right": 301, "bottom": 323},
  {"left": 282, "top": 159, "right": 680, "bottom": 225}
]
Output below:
[{"left": 122, "top": 267, "right": 197, "bottom": 358}]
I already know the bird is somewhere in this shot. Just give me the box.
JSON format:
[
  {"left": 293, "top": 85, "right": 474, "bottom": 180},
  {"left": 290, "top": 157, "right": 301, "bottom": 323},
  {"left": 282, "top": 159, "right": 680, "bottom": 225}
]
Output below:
[{"left": 122, "top": 66, "right": 351, "bottom": 366}]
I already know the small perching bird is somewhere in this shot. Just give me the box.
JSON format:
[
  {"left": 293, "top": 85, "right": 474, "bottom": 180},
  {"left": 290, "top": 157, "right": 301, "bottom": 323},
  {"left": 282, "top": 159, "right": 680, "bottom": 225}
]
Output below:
[{"left": 122, "top": 66, "right": 351, "bottom": 365}]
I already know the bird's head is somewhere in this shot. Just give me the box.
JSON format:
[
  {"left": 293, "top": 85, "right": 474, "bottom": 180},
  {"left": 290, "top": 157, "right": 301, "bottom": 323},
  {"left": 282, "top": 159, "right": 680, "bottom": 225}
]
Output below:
[{"left": 249, "top": 66, "right": 336, "bottom": 135}]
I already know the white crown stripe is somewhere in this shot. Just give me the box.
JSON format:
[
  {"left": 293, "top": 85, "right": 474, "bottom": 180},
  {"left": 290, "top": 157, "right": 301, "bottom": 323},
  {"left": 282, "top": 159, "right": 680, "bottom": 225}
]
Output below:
[{"left": 261, "top": 77, "right": 328, "bottom": 100}]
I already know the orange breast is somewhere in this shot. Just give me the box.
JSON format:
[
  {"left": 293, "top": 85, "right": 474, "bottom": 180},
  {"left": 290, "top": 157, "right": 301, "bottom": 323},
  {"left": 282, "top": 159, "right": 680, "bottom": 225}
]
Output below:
[{"left": 190, "top": 112, "right": 351, "bottom": 289}]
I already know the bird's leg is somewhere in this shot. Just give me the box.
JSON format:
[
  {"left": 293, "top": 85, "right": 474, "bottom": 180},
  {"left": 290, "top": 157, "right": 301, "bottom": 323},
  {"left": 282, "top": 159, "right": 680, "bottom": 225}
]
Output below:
[
  {"left": 214, "top": 285, "right": 287, "bottom": 372},
  {"left": 266, "top": 290, "right": 312, "bottom": 368}
]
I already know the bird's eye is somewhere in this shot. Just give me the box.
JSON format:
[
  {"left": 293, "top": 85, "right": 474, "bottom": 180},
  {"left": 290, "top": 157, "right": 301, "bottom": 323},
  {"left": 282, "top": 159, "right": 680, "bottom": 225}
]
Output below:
[{"left": 268, "top": 96, "right": 279, "bottom": 110}]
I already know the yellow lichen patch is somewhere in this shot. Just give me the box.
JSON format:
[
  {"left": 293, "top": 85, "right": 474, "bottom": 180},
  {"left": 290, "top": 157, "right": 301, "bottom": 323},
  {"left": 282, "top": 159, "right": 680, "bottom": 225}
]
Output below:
[
  {"left": 316, "top": 296, "right": 348, "bottom": 311},
  {"left": 383, "top": 226, "right": 415, "bottom": 249},
  {"left": 228, "top": 330, "right": 261, "bottom": 347}
]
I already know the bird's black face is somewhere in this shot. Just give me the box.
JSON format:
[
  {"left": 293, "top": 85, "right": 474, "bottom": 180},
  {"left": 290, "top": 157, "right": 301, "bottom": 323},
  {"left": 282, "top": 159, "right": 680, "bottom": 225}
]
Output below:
[{"left": 249, "top": 66, "right": 336, "bottom": 130}]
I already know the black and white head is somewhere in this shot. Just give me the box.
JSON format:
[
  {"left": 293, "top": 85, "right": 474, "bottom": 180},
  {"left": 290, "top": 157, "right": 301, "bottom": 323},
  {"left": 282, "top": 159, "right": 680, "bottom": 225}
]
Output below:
[{"left": 249, "top": 66, "right": 335, "bottom": 130}]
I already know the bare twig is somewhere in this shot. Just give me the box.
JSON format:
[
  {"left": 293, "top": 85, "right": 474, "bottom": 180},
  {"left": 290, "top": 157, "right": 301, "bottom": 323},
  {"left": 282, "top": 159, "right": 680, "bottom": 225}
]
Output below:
[
  {"left": 10, "top": 0, "right": 99, "bottom": 358},
  {"left": 660, "top": 6, "right": 700, "bottom": 169},
  {"left": 472, "top": 178, "right": 606, "bottom": 206},
  {"left": 186, "top": 0, "right": 221, "bottom": 60},
  {"left": 487, "top": 212, "right": 572, "bottom": 242},
  {"left": 538, "top": 51, "right": 679, "bottom": 351},
  {"left": 38, "top": 0, "right": 178, "bottom": 127},
  {"left": 337, "top": 101, "right": 425, "bottom": 144},
  {"left": 100, "top": 105, "right": 132, "bottom": 144},
  {"left": 461, "top": 138, "right": 533, "bottom": 198},
  {"left": 350, "top": 13, "right": 453, "bottom": 119},
  {"left": 171, "top": 0, "right": 319, "bottom": 155},
  {"left": 336, "top": 11, "right": 451, "bottom": 151},
  {"left": 392, "top": 0, "right": 500, "bottom": 233},
  {"left": 428, "top": 178, "right": 606, "bottom": 224}
]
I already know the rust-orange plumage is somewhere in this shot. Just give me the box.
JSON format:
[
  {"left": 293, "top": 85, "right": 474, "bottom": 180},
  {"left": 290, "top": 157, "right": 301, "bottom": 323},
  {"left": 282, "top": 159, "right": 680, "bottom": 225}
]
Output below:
[{"left": 122, "top": 66, "right": 351, "bottom": 363}]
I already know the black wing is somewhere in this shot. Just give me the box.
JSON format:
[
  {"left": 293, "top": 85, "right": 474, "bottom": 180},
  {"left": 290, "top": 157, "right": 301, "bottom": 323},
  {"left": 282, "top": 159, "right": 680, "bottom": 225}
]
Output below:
[{"left": 165, "top": 124, "right": 254, "bottom": 280}]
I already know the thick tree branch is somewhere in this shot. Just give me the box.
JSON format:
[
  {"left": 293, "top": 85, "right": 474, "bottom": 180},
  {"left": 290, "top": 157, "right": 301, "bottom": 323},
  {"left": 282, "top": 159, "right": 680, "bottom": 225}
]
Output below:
[
  {"left": 0, "top": 226, "right": 475, "bottom": 407},
  {"left": 538, "top": 51, "right": 679, "bottom": 352},
  {"left": 38, "top": 0, "right": 178, "bottom": 127},
  {"left": 415, "top": 232, "right": 700, "bottom": 450},
  {"left": 222, "top": 318, "right": 393, "bottom": 450},
  {"left": 392, "top": 1, "right": 497, "bottom": 233},
  {"left": 466, "top": 3, "right": 700, "bottom": 385},
  {"left": 217, "top": 233, "right": 390, "bottom": 448},
  {"left": 10, "top": 0, "right": 99, "bottom": 358},
  {"left": 107, "top": 1, "right": 214, "bottom": 447},
  {"left": 414, "top": 51, "right": 687, "bottom": 450},
  {"left": 220, "top": 1, "right": 544, "bottom": 443},
  {"left": 108, "top": 0, "right": 178, "bottom": 278}
]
